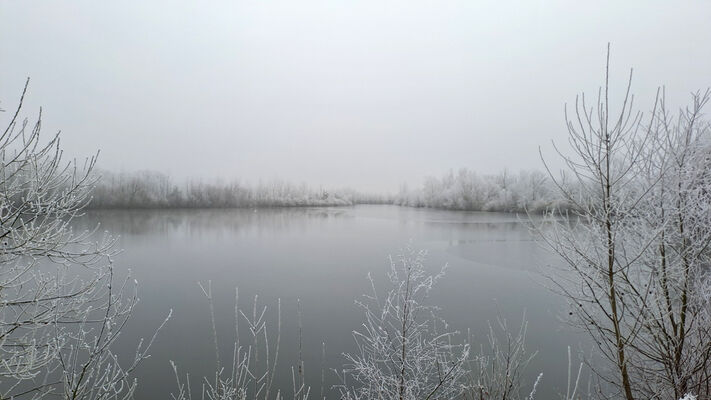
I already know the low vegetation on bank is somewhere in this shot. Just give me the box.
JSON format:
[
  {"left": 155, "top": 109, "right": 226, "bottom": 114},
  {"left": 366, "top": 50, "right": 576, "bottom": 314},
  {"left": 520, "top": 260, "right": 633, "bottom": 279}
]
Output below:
[
  {"left": 88, "top": 167, "right": 568, "bottom": 213},
  {"left": 394, "top": 168, "right": 569, "bottom": 213},
  {"left": 89, "top": 170, "right": 391, "bottom": 209}
]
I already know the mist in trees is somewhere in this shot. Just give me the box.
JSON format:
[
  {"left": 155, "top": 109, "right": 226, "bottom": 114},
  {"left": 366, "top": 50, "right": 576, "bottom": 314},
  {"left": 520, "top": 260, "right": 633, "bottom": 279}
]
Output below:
[
  {"left": 88, "top": 170, "right": 391, "bottom": 209},
  {"left": 88, "top": 168, "right": 572, "bottom": 214},
  {"left": 394, "top": 168, "right": 570, "bottom": 213}
]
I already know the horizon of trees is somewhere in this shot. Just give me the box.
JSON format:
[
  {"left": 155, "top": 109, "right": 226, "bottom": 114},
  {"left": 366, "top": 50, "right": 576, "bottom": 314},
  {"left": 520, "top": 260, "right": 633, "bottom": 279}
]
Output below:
[
  {"left": 88, "top": 169, "right": 392, "bottom": 209},
  {"left": 88, "top": 167, "right": 572, "bottom": 213},
  {"left": 394, "top": 168, "right": 571, "bottom": 213}
]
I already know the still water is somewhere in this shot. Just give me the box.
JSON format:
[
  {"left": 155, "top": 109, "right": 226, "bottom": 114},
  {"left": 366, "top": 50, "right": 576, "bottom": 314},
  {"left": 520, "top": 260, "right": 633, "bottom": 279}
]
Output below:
[{"left": 77, "top": 205, "right": 586, "bottom": 399}]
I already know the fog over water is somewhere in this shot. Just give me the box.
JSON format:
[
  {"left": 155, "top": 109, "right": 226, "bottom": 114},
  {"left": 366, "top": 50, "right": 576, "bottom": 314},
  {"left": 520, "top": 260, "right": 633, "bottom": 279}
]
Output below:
[
  {"left": 1, "top": 1, "right": 710, "bottom": 192},
  {"left": 75, "top": 206, "right": 580, "bottom": 399}
]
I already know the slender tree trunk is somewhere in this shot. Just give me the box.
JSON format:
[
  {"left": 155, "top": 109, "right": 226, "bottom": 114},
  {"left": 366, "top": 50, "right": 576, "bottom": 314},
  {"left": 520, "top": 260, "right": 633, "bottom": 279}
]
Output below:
[{"left": 603, "top": 92, "right": 635, "bottom": 399}]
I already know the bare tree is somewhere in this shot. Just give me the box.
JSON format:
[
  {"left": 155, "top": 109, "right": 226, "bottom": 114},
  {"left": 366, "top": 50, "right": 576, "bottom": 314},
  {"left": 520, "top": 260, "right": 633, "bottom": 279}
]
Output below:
[
  {"left": 541, "top": 45, "right": 711, "bottom": 400},
  {"left": 337, "top": 247, "right": 470, "bottom": 400},
  {"left": 632, "top": 88, "right": 711, "bottom": 399},
  {"left": 0, "top": 79, "right": 166, "bottom": 399},
  {"left": 540, "top": 45, "right": 660, "bottom": 400}
]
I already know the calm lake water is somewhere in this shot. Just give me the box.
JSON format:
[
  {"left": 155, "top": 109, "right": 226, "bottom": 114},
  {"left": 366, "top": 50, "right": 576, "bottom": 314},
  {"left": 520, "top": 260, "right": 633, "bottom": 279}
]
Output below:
[{"left": 77, "top": 205, "right": 586, "bottom": 399}]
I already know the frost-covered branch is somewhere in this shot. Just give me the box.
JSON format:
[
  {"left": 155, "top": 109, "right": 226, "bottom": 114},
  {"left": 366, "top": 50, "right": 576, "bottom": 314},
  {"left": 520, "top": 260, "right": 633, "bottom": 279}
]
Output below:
[
  {"left": 0, "top": 78, "right": 167, "bottom": 399},
  {"left": 338, "top": 247, "right": 470, "bottom": 400}
]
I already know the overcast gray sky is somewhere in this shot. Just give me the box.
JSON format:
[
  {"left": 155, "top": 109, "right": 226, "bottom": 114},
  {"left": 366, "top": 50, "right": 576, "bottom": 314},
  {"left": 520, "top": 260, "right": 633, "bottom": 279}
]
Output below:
[{"left": 1, "top": 1, "right": 710, "bottom": 192}]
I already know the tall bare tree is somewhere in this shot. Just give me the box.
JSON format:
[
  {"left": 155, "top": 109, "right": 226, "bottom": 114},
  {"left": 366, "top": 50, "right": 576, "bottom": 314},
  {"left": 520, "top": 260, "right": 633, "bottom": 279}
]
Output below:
[
  {"left": 541, "top": 45, "right": 711, "bottom": 400},
  {"left": 540, "top": 45, "right": 660, "bottom": 400}
]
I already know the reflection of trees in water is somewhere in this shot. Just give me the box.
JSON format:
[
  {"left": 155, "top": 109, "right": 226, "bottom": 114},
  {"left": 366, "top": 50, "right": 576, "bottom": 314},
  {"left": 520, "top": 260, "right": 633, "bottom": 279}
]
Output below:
[
  {"left": 78, "top": 208, "right": 352, "bottom": 237},
  {"left": 73, "top": 207, "right": 564, "bottom": 251},
  {"left": 72, "top": 207, "right": 563, "bottom": 274}
]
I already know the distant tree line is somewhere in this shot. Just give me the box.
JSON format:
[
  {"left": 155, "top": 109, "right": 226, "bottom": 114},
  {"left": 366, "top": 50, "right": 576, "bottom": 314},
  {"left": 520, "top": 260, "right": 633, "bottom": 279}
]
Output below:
[
  {"left": 394, "top": 168, "right": 572, "bottom": 213},
  {"left": 88, "top": 168, "right": 576, "bottom": 212},
  {"left": 88, "top": 169, "right": 392, "bottom": 209}
]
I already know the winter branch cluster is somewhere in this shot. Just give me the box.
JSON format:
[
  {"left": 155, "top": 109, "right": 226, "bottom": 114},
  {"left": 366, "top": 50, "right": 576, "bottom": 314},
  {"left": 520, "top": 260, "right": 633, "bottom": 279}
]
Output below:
[
  {"left": 539, "top": 47, "right": 711, "bottom": 400},
  {"left": 0, "top": 79, "right": 169, "bottom": 399}
]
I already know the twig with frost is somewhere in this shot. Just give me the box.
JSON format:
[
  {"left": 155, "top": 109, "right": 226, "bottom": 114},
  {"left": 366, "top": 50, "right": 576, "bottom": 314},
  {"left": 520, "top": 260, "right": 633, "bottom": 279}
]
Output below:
[{"left": 338, "top": 245, "right": 469, "bottom": 400}]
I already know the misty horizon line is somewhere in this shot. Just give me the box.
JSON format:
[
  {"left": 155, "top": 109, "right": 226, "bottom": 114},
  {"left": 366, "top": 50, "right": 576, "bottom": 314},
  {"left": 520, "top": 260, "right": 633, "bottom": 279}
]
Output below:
[
  {"left": 93, "top": 165, "right": 556, "bottom": 195},
  {"left": 88, "top": 166, "right": 567, "bottom": 213}
]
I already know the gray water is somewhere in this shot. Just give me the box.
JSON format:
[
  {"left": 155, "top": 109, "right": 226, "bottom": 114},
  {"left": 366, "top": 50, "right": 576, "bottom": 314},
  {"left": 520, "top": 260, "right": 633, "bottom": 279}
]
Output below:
[{"left": 78, "top": 205, "right": 586, "bottom": 399}]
